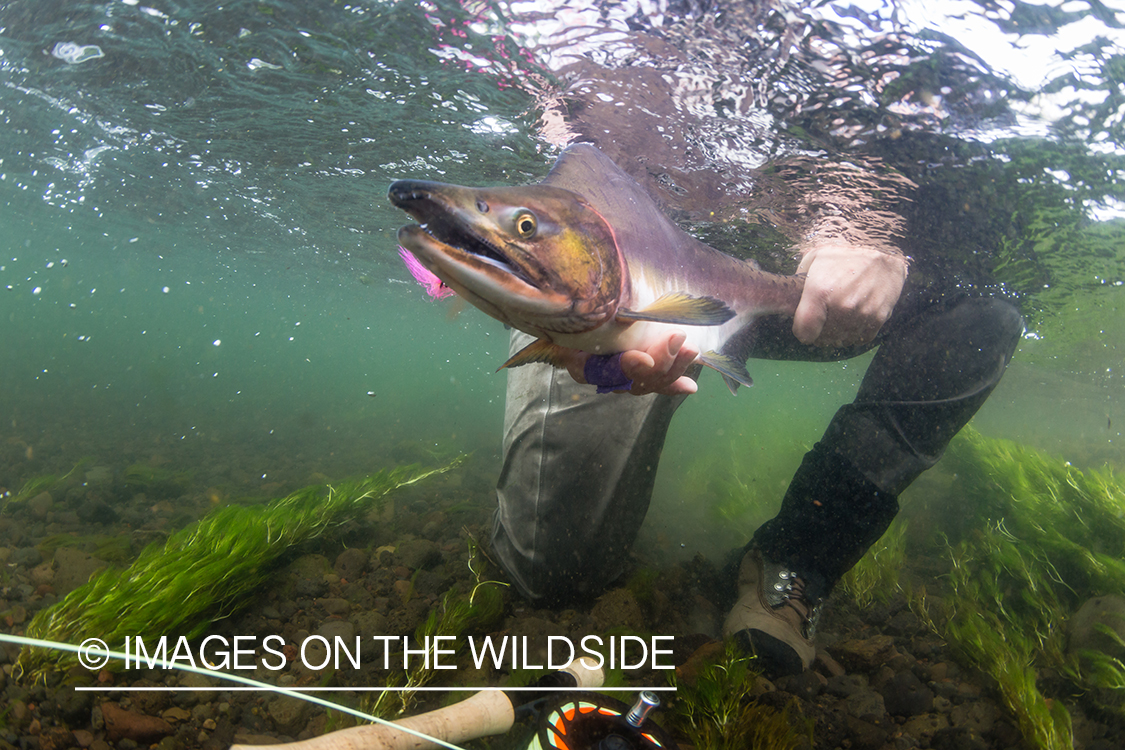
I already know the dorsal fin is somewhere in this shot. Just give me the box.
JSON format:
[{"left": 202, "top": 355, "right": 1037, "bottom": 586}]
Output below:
[
  {"left": 542, "top": 145, "right": 661, "bottom": 228},
  {"left": 543, "top": 144, "right": 626, "bottom": 192}
]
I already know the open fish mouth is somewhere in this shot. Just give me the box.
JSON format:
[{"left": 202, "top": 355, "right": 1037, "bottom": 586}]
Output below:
[
  {"left": 389, "top": 182, "right": 523, "bottom": 280},
  {"left": 416, "top": 215, "right": 515, "bottom": 274}
]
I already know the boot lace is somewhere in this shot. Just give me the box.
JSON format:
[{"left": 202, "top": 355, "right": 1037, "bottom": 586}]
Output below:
[{"left": 764, "top": 563, "right": 822, "bottom": 639}]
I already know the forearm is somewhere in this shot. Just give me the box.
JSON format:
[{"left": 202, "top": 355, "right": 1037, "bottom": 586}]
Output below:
[{"left": 783, "top": 160, "right": 915, "bottom": 347}]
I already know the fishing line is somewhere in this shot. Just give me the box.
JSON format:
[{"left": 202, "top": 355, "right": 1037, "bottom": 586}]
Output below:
[{"left": 0, "top": 633, "right": 467, "bottom": 750}]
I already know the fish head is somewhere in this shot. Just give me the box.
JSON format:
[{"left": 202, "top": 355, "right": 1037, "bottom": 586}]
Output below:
[{"left": 388, "top": 179, "right": 625, "bottom": 337}]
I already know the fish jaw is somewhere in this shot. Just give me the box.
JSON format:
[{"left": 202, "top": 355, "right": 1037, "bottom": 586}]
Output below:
[
  {"left": 395, "top": 223, "right": 561, "bottom": 328},
  {"left": 388, "top": 180, "right": 625, "bottom": 339}
]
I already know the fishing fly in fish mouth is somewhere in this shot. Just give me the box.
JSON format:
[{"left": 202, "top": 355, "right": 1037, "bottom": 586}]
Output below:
[{"left": 389, "top": 143, "right": 805, "bottom": 395}]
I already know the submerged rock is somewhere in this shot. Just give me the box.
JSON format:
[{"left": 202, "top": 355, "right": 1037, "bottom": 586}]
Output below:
[
  {"left": 1068, "top": 595, "right": 1125, "bottom": 660},
  {"left": 52, "top": 547, "right": 108, "bottom": 595},
  {"left": 881, "top": 669, "right": 935, "bottom": 716},
  {"left": 828, "top": 634, "right": 897, "bottom": 672},
  {"left": 395, "top": 538, "right": 441, "bottom": 570},
  {"left": 100, "top": 703, "right": 173, "bottom": 744}
]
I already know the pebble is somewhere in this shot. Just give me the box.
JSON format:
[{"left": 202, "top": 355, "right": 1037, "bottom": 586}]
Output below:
[
  {"left": 902, "top": 712, "right": 950, "bottom": 743},
  {"left": 844, "top": 688, "right": 887, "bottom": 722},
  {"left": 776, "top": 668, "right": 826, "bottom": 700},
  {"left": 28, "top": 491, "right": 53, "bottom": 519},
  {"left": 12, "top": 547, "right": 42, "bottom": 566},
  {"left": 52, "top": 547, "right": 108, "bottom": 595},
  {"left": 160, "top": 707, "right": 191, "bottom": 723},
  {"left": 590, "top": 587, "right": 646, "bottom": 631},
  {"left": 100, "top": 703, "right": 174, "bottom": 744},
  {"left": 826, "top": 672, "right": 869, "bottom": 698},
  {"left": 3, "top": 452, "right": 1119, "bottom": 750},
  {"left": 268, "top": 696, "right": 310, "bottom": 736},
  {"left": 846, "top": 715, "right": 889, "bottom": 750},
  {"left": 317, "top": 596, "right": 352, "bottom": 615},
  {"left": 316, "top": 619, "right": 356, "bottom": 642},
  {"left": 931, "top": 726, "right": 989, "bottom": 750}
]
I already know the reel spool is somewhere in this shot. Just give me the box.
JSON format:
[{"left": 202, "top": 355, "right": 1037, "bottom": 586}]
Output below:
[{"left": 527, "top": 690, "right": 674, "bottom": 750}]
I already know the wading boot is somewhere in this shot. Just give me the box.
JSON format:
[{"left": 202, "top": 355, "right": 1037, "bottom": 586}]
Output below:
[
  {"left": 722, "top": 547, "right": 820, "bottom": 677},
  {"left": 724, "top": 442, "right": 898, "bottom": 676}
]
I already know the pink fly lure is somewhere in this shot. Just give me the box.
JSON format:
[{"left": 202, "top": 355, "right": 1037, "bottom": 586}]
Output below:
[{"left": 399, "top": 247, "right": 457, "bottom": 299}]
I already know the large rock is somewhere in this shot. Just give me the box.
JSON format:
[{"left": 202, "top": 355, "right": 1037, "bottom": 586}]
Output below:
[
  {"left": 901, "top": 713, "right": 950, "bottom": 745},
  {"left": 53, "top": 548, "right": 108, "bottom": 596},
  {"left": 590, "top": 587, "right": 645, "bottom": 631},
  {"left": 334, "top": 547, "right": 368, "bottom": 579},
  {"left": 827, "top": 635, "right": 897, "bottom": 672},
  {"left": 880, "top": 669, "right": 934, "bottom": 716},
  {"left": 268, "top": 695, "right": 310, "bottom": 736},
  {"left": 396, "top": 538, "right": 441, "bottom": 570},
  {"left": 1068, "top": 594, "right": 1125, "bottom": 660}
]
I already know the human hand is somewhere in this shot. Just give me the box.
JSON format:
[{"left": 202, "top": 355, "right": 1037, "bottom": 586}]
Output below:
[
  {"left": 792, "top": 244, "right": 908, "bottom": 347},
  {"left": 563, "top": 330, "right": 700, "bottom": 396}
]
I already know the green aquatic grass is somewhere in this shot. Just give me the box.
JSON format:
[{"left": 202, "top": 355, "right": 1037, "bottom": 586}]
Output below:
[
  {"left": 947, "top": 428, "right": 1125, "bottom": 595},
  {"left": 366, "top": 583, "right": 507, "bottom": 719},
  {"left": 4, "top": 459, "right": 90, "bottom": 507},
  {"left": 840, "top": 518, "right": 907, "bottom": 608},
  {"left": 16, "top": 459, "right": 462, "bottom": 681},
  {"left": 681, "top": 433, "right": 807, "bottom": 539},
  {"left": 667, "top": 641, "right": 811, "bottom": 750},
  {"left": 910, "top": 428, "right": 1125, "bottom": 748},
  {"left": 937, "top": 530, "right": 1076, "bottom": 749},
  {"left": 123, "top": 462, "right": 194, "bottom": 494}
]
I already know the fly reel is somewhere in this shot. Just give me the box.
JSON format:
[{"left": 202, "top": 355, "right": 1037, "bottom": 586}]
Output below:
[{"left": 526, "top": 691, "right": 675, "bottom": 750}]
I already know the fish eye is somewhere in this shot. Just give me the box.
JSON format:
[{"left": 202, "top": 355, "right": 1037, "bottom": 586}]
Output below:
[
  {"left": 515, "top": 212, "right": 537, "bottom": 239},
  {"left": 476, "top": 200, "right": 489, "bottom": 213}
]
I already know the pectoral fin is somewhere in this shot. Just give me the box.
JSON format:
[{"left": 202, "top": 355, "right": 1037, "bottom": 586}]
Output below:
[
  {"left": 699, "top": 351, "right": 753, "bottom": 395},
  {"left": 499, "top": 338, "right": 571, "bottom": 371},
  {"left": 616, "top": 292, "right": 735, "bottom": 326}
]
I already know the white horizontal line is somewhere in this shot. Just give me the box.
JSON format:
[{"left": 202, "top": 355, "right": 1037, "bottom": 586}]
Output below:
[{"left": 77, "top": 686, "right": 676, "bottom": 692}]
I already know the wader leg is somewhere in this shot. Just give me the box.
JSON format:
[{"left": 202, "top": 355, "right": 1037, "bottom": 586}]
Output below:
[
  {"left": 491, "top": 332, "right": 688, "bottom": 605},
  {"left": 753, "top": 297, "right": 1025, "bottom": 597}
]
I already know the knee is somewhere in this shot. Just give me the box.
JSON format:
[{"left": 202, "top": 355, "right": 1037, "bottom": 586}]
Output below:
[
  {"left": 945, "top": 296, "right": 1024, "bottom": 359},
  {"left": 986, "top": 297, "right": 1025, "bottom": 336}
]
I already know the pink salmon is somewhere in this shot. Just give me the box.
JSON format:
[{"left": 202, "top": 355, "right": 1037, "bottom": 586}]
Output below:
[{"left": 389, "top": 144, "right": 803, "bottom": 393}]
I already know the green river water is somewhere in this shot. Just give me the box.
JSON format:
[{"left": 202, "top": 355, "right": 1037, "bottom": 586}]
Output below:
[{"left": 1, "top": 0, "right": 1123, "bottom": 593}]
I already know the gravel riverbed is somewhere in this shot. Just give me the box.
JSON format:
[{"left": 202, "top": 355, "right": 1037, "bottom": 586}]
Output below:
[{"left": 0, "top": 450, "right": 1121, "bottom": 750}]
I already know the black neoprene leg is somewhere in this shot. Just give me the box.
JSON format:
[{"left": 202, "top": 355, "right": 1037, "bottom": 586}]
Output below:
[{"left": 752, "top": 296, "right": 1024, "bottom": 597}]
